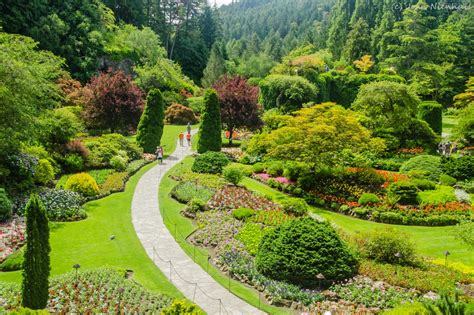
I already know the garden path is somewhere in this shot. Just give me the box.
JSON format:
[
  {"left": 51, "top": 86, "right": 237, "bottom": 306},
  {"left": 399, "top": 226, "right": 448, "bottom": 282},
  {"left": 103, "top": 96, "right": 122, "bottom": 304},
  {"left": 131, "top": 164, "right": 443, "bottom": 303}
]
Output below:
[{"left": 132, "top": 131, "right": 265, "bottom": 315}]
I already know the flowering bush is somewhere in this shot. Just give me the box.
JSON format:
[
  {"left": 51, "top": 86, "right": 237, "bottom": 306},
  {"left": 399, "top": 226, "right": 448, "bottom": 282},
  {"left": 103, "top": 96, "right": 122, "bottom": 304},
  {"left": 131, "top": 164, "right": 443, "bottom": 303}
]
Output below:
[
  {"left": 397, "top": 147, "right": 424, "bottom": 155},
  {"left": 253, "top": 210, "right": 294, "bottom": 226},
  {"left": 207, "top": 186, "right": 280, "bottom": 211},
  {"left": 0, "top": 268, "right": 172, "bottom": 312}
]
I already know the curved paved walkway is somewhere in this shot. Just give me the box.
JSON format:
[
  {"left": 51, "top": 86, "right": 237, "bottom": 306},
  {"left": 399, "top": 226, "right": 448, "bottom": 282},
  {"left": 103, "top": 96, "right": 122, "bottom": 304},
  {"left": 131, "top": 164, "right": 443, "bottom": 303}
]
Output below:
[{"left": 132, "top": 133, "right": 265, "bottom": 315}]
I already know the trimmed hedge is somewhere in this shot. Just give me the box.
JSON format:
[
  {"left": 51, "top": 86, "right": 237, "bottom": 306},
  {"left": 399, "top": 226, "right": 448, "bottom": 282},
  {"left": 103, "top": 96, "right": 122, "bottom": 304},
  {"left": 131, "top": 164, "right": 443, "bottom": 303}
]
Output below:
[
  {"left": 255, "top": 218, "right": 357, "bottom": 287},
  {"left": 192, "top": 152, "right": 229, "bottom": 174},
  {"left": 418, "top": 101, "right": 442, "bottom": 135}
]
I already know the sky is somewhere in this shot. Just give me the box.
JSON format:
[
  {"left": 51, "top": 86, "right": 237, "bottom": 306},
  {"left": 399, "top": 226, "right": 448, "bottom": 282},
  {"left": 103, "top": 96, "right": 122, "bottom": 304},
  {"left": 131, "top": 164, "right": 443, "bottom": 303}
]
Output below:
[{"left": 210, "top": 0, "right": 234, "bottom": 6}]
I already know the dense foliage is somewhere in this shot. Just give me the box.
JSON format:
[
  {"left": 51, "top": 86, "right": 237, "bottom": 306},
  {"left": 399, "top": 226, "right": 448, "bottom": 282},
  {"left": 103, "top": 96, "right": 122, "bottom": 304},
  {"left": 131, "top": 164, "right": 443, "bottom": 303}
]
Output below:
[
  {"left": 136, "top": 89, "right": 165, "bottom": 153},
  {"left": 64, "top": 173, "right": 100, "bottom": 197},
  {"left": 22, "top": 194, "right": 50, "bottom": 310},
  {"left": 197, "top": 90, "right": 222, "bottom": 153},
  {"left": 164, "top": 103, "right": 198, "bottom": 125},
  {"left": 192, "top": 152, "right": 229, "bottom": 174},
  {"left": 255, "top": 218, "right": 357, "bottom": 287}
]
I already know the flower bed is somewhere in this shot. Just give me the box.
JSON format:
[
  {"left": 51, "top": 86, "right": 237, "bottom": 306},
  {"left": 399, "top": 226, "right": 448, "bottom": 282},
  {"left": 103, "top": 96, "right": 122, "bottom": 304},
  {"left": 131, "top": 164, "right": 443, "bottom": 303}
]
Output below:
[
  {"left": 207, "top": 186, "right": 280, "bottom": 211},
  {"left": 0, "top": 267, "right": 172, "bottom": 312},
  {"left": 0, "top": 218, "right": 25, "bottom": 263}
]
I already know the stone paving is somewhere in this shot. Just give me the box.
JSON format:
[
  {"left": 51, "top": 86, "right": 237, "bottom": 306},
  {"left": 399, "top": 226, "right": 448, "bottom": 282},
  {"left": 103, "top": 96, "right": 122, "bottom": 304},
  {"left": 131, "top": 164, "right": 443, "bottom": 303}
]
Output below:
[{"left": 131, "top": 132, "right": 265, "bottom": 315}]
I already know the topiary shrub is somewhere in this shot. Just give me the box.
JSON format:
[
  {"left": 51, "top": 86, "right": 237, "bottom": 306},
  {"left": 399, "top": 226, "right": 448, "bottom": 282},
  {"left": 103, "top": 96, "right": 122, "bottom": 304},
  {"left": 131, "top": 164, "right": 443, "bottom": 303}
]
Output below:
[
  {"left": 232, "top": 207, "right": 256, "bottom": 220},
  {"left": 358, "top": 193, "right": 380, "bottom": 205},
  {"left": 400, "top": 155, "right": 442, "bottom": 181},
  {"left": 0, "top": 188, "right": 13, "bottom": 221},
  {"left": 357, "top": 228, "right": 417, "bottom": 266},
  {"left": 64, "top": 173, "right": 100, "bottom": 197},
  {"left": 161, "top": 299, "right": 204, "bottom": 315},
  {"left": 280, "top": 198, "right": 308, "bottom": 216},
  {"left": 222, "top": 165, "right": 245, "bottom": 185},
  {"left": 387, "top": 181, "right": 418, "bottom": 205},
  {"left": 192, "top": 152, "right": 229, "bottom": 174},
  {"left": 197, "top": 89, "right": 221, "bottom": 153},
  {"left": 109, "top": 155, "right": 128, "bottom": 171},
  {"left": 34, "top": 159, "right": 55, "bottom": 185},
  {"left": 165, "top": 103, "right": 198, "bottom": 125},
  {"left": 136, "top": 89, "right": 165, "bottom": 154},
  {"left": 418, "top": 101, "right": 442, "bottom": 135},
  {"left": 255, "top": 218, "right": 358, "bottom": 287},
  {"left": 410, "top": 178, "right": 436, "bottom": 191},
  {"left": 439, "top": 174, "right": 457, "bottom": 186}
]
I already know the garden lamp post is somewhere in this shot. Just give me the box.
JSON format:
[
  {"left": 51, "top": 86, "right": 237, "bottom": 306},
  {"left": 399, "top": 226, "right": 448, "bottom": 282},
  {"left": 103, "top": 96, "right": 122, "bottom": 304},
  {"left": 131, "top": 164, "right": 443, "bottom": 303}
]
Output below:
[
  {"left": 73, "top": 263, "right": 81, "bottom": 286},
  {"left": 394, "top": 252, "right": 402, "bottom": 275},
  {"left": 316, "top": 273, "right": 325, "bottom": 290},
  {"left": 444, "top": 250, "right": 450, "bottom": 266}
]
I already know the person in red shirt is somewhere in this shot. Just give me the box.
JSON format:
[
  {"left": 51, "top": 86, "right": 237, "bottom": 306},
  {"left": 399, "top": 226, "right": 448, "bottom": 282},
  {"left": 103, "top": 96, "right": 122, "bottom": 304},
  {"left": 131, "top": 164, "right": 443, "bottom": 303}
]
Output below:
[
  {"left": 178, "top": 132, "right": 184, "bottom": 146},
  {"left": 186, "top": 133, "right": 191, "bottom": 146}
]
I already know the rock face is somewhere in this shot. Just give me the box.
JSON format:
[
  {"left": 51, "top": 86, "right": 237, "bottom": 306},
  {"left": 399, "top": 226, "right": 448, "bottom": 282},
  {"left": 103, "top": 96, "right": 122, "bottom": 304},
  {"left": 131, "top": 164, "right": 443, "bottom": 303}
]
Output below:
[
  {"left": 98, "top": 56, "right": 135, "bottom": 77},
  {"left": 423, "top": 291, "right": 439, "bottom": 301}
]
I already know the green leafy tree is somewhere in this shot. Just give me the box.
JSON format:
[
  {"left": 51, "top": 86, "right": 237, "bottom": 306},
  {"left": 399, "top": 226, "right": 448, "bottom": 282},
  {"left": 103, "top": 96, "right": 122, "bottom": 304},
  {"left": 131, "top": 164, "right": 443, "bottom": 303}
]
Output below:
[
  {"left": 136, "top": 89, "right": 165, "bottom": 153},
  {"left": 453, "top": 77, "right": 474, "bottom": 109},
  {"left": 22, "top": 194, "right": 50, "bottom": 310},
  {"left": 197, "top": 89, "right": 222, "bottom": 153},
  {"left": 201, "top": 42, "right": 227, "bottom": 87}
]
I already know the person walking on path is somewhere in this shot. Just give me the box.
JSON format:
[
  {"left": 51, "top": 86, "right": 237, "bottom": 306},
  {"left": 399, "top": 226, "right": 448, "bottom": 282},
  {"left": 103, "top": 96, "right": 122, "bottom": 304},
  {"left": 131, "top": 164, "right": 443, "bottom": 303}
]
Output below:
[
  {"left": 186, "top": 122, "right": 191, "bottom": 135},
  {"left": 186, "top": 133, "right": 191, "bottom": 146},
  {"left": 155, "top": 146, "right": 163, "bottom": 164},
  {"left": 178, "top": 132, "right": 184, "bottom": 146}
]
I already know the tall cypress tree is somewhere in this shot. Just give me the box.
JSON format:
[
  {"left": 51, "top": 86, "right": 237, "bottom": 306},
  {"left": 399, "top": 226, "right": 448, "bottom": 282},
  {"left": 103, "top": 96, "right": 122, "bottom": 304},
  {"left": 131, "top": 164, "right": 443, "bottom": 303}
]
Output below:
[
  {"left": 22, "top": 194, "right": 50, "bottom": 310},
  {"left": 197, "top": 89, "right": 222, "bottom": 153},
  {"left": 201, "top": 42, "right": 227, "bottom": 87},
  {"left": 136, "top": 89, "right": 165, "bottom": 153}
]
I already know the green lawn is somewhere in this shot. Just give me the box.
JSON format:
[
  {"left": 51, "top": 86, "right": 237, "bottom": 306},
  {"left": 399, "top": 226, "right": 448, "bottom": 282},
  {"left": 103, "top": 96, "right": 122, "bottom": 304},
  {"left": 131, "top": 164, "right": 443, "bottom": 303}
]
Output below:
[
  {"left": 159, "top": 157, "right": 290, "bottom": 315},
  {"left": 242, "top": 178, "right": 474, "bottom": 268},
  {"left": 0, "top": 127, "right": 194, "bottom": 298}
]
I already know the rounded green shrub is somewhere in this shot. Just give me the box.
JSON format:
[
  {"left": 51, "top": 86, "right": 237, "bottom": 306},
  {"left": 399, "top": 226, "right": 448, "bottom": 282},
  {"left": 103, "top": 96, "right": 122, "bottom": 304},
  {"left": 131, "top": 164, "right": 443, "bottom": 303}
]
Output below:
[
  {"left": 0, "top": 188, "right": 13, "bottom": 221},
  {"left": 34, "top": 159, "right": 55, "bottom": 185},
  {"left": 400, "top": 155, "right": 441, "bottom": 181},
  {"left": 192, "top": 152, "right": 229, "bottom": 174},
  {"left": 439, "top": 174, "right": 457, "bottom": 186},
  {"left": 440, "top": 156, "right": 474, "bottom": 181},
  {"left": 63, "top": 154, "right": 85, "bottom": 172},
  {"left": 358, "top": 193, "right": 380, "bottom": 205},
  {"left": 64, "top": 173, "right": 100, "bottom": 196},
  {"left": 410, "top": 178, "right": 436, "bottom": 191},
  {"left": 358, "top": 228, "right": 417, "bottom": 266},
  {"left": 418, "top": 101, "right": 442, "bottom": 135},
  {"left": 162, "top": 299, "right": 203, "bottom": 315},
  {"left": 223, "top": 165, "right": 245, "bottom": 185},
  {"left": 280, "top": 198, "right": 308, "bottom": 216},
  {"left": 417, "top": 186, "right": 457, "bottom": 205},
  {"left": 187, "top": 198, "right": 207, "bottom": 214},
  {"left": 0, "top": 246, "right": 24, "bottom": 271},
  {"left": 252, "top": 162, "right": 266, "bottom": 174},
  {"left": 232, "top": 207, "right": 256, "bottom": 220},
  {"left": 109, "top": 155, "right": 128, "bottom": 171},
  {"left": 255, "top": 218, "right": 358, "bottom": 287},
  {"left": 266, "top": 161, "right": 284, "bottom": 177},
  {"left": 387, "top": 181, "right": 418, "bottom": 205}
]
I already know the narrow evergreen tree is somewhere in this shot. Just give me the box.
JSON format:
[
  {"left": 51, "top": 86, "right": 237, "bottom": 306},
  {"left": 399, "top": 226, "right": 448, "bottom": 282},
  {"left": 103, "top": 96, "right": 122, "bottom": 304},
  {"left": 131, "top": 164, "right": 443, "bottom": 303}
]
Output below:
[
  {"left": 201, "top": 42, "right": 227, "bottom": 88},
  {"left": 22, "top": 194, "right": 50, "bottom": 310},
  {"left": 197, "top": 89, "right": 222, "bottom": 153},
  {"left": 343, "top": 18, "right": 371, "bottom": 62},
  {"left": 136, "top": 89, "right": 165, "bottom": 153}
]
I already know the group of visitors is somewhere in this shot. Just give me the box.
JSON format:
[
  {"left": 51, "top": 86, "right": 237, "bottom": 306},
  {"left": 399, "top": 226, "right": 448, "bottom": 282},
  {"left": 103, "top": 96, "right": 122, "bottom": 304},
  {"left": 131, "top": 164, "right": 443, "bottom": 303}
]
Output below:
[
  {"left": 155, "top": 123, "right": 193, "bottom": 164},
  {"left": 179, "top": 122, "right": 192, "bottom": 147}
]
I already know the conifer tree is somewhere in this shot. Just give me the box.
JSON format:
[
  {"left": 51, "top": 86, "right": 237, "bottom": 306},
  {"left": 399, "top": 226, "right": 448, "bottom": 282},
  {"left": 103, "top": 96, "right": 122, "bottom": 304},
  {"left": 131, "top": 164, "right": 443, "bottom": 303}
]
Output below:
[
  {"left": 22, "top": 194, "right": 50, "bottom": 310},
  {"left": 343, "top": 18, "right": 371, "bottom": 62},
  {"left": 197, "top": 89, "right": 222, "bottom": 153},
  {"left": 201, "top": 42, "right": 227, "bottom": 88},
  {"left": 136, "top": 89, "right": 165, "bottom": 153}
]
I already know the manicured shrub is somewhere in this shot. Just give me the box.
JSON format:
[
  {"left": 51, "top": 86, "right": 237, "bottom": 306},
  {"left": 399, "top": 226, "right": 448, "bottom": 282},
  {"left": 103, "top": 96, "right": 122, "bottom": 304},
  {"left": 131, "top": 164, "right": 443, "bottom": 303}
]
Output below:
[
  {"left": 0, "top": 247, "right": 24, "bottom": 271},
  {"left": 387, "top": 181, "right": 418, "bottom": 205},
  {"left": 187, "top": 198, "right": 207, "bottom": 214},
  {"left": 34, "top": 159, "right": 55, "bottom": 185},
  {"left": 252, "top": 162, "right": 266, "bottom": 174},
  {"left": 410, "top": 178, "right": 436, "bottom": 191},
  {"left": 197, "top": 89, "right": 221, "bottom": 153},
  {"left": 170, "top": 182, "right": 215, "bottom": 204},
  {"left": 109, "top": 155, "right": 128, "bottom": 171},
  {"left": 255, "top": 218, "right": 357, "bottom": 287},
  {"left": 439, "top": 174, "right": 457, "bottom": 186},
  {"left": 417, "top": 186, "right": 457, "bottom": 205},
  {"left": 165, "top": 103, "right": 198, "bottom": 125},
  {"left": 98, "top": 172, "right": 128, "bottom": 195},
  {"left": 22, "top": 194, "right": 50, "bottom": 310},
  {"left": 358, "top": 193, "right": 380, "bottom": 205},
  {"left": 266, "top": 161, "right": 284, "bottom": 177},
  {"left": 280, "top": 198, "right": 308, "bottom": 216},
  {"left": 64, "top": 173, "right": 100, "bottom": 197},
  {"left": 192, "top": 152, "right": 229, "bottom": 174},
  {"left": 232, "top": 207, "right": 256, "bottom": 220},
  {"left": 400, "top": 155, "right": 442, "bottom": 181},
  {"left": 418, "top": 101, "right": 442, "bottom": 135},
  {"left": 0, "top": 188, "right": 13, "bottom": 221},
  {"left": 84, "top": 133, "right": 142, "bottom": 168},
  {"left": 440, "top": 156, "right": 474, "bottom": 181},
  {"left": 9, "top": 307, "right": 50, "bottom": 315},
  {"left": 161, "top": 299, "right": 203, "bottom": 315},
  {"left": 63, "top": 154, "right": 84, "bottom": 172},
  {"left": 283, "top": 161, "right": 310, "bottom": 181},
  {"left": 223, "top": 165, "right": 245, "bottom": 185},
  {"left": 136, "top": 89, "right": 165, "bottom": 153},
  {"left": 357, "top": 229, "right": 417, "bottom": 266}
]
